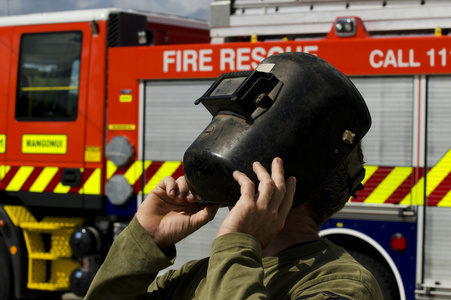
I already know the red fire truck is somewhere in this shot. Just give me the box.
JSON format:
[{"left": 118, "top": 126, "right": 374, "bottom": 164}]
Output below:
[{"left": 1, "top": 1, "right": 451, "bottom": 299}]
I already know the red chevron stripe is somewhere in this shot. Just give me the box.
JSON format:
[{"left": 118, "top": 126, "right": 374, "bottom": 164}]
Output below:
[
  {"left": 386, "top": 168, "right": 424, "bottom": 204},
  {"left": 69, "top": 169, "right": 95, "bottom": 193},
  {"left": 44, "top": 169, "right": 64, "bottom": 192},
  {"left": 0, "top": 166, "right": 20, "bottom": 189},
  {"left": 20, "top": 167, "right": 44, "bottom": 191},
  {"left": 356, "top": 167, "right": 394, "bottom": 202},
  {"left": 427, "top": 171, "right": 451, "bottom": 206},
  {"left": 135, "top": 161, "right": 164, "bottom": 192},
  {"left": 172, "top": 164, "right": 184, "bottom": 180}
]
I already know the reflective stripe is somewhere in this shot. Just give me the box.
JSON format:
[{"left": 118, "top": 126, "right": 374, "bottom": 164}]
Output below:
[
  {"left": 6, "top": 166, "right": 34, "bottom": 191},
  {"left": 364, "top": 167, "right": 412, "bottom": 204},
  {"left": 29, "top": 167, "right": 59, "bottom": 192},
  {"left": 82, "top": 168, "right": 102, "bottom": 195},
  {"left": 124, "top": 161, "right": 145, "bottom": 184},
  {"left": 1, "top": 166, "right": 101, "bottom": 195},
  {"left": 143, "top": 161, "right": 182, "bottom": 194}
]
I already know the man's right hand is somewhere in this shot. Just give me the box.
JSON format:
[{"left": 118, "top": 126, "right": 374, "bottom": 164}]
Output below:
[{"left": 136, "top": 176, "right": 219, "bottom": 250}]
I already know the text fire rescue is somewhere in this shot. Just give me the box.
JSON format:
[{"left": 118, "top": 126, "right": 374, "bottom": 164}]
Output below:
[{"left": 163, "top": 45, "right": 449, "bottom": 73}]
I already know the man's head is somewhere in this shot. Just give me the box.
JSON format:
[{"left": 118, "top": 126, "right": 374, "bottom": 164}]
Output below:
[
  {"left": 308, "top": 142, "right": 364, "bottom": 227},
  {"left": 183, "top": 52, "right": 371, "bottom": 207}
]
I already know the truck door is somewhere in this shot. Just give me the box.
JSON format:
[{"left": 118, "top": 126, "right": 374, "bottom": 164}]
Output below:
[
  {"left": 5, "top": 24, "right": 91, "bottom": 208},
  {"left": 142, "top": 80, "right": 214, "bottom": 194},
  {"left": 420, "top": 75, "right": 451, "bottom": 296}
]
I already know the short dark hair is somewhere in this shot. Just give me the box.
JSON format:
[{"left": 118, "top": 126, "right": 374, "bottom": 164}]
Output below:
[{"left": 309, "top": 143, "right": 364, "bottom": 227}]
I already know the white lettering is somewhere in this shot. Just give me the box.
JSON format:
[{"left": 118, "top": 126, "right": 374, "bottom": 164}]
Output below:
[
  {"left": 370, "top": 49, "right": 384, "bottom": 68},
  {"left": 383, "top": 50, "right": 397, "bottom": 68},
  {"left": 220, "top": 48, "right": 235, "bottom": 71},
  {"left": 397, "top": 49, "right": 409, "bottom": 68},
  {"left": 370, "top": 49, "right": 421, "bottom": 69},
  {"left": 163, "top": 50, "right": 176, "bottom": 72},
  {"left": 409, "top": 49, "right": 420, "bottom": 67},
  {"left": 183, "top": 50, "right": 197, "bottom": 72},
  {"left": 237, "top": 48, "right": 251, "bottom": 70},
  {"left": 199, "top": 49, "right": 213, "bottom": 71},
  {"left": 251, "top": 47, "right": 266, "bottom": 69}
]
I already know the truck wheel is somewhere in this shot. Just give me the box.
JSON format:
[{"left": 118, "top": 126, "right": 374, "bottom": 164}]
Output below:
[
  {"left": 348, "top": 250, "right": 400, "bottom": 300},
  {"left": 0, "top": 237, "right": 14, "bottom": 300}
]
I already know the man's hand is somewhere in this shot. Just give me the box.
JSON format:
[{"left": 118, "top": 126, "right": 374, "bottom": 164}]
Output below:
[
  {"left": 136, "top": 176, "right": 219, "bottom": 250},
  {"left": 217, "top": 157, "right": 296, "bottom": 249}
]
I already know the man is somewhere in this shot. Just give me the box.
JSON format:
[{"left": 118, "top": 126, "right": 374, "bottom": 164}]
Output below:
[{"left": 85, "top": 53, "right": 383, "bottom": 299}]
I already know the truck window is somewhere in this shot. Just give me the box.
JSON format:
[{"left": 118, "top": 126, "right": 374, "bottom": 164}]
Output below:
[{"left": 15, "top": 31, "right": 82, "bottom": 121}]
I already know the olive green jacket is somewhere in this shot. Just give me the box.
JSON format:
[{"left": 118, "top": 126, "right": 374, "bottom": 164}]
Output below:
[{"left": 84, "top": 217, "right": 383, "bottom": 300}]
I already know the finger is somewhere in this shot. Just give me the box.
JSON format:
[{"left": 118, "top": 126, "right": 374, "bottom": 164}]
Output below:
[
  {"left": 268, "top": 158, "right": 288, "bottom": 208},
  {"left": 233, "top": 170, "right": 256, "bottom": 202},
  {"left": 175, "top": 176, "right": 191, "bottom": 201},
  {"left": 278, "top": 176, "right": 296, "bottom": 219},
  {"left": 253, "top": 161, "right": 275, "bottom": 206},
  {"left": 155, "top": 176, "right": 178, "bottom": 198},
  {"left": 271, "top": 158, "right": 286, "bottom": 189}
]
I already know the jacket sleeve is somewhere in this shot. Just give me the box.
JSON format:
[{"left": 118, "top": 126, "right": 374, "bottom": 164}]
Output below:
[
  {"left": 84, "top": 216, "right": 175, "bottom": 300},
  {"left": 203, "top": 232, "right": 269, "bottom": 300}
]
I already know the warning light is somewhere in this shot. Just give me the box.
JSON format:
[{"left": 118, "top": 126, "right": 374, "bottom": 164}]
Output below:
[
  {"left": 335, "top": 17, "right": 357, "bottom": 37},
  {"left": 390, "top": 233, "right": 407, "bottom": 252}
]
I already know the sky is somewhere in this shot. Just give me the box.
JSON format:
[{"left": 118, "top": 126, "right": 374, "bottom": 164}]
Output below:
[{"left": 0, "top": 0, "right": 212, "bottom": 20}]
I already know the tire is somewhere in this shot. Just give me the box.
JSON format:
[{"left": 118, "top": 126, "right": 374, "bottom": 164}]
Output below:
[
  {"left": 348, "top": 250, "right": 400, "bottom": 300},
  {"left": 0, "top": 237, "right": 14, "bottom": 300}
]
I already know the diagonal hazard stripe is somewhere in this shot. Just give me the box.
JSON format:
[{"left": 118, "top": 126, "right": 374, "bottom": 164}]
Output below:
[
  {"left": 30, "top": 167, "right": 59, "bottom": 193},
  {"left": 106, "top": 160, "right": 118, "bottom": 180},
  {"left": 6, "top": 166, "right": 34, "bottom": 192},
  {"left": 133, "top": 161, "right": 152, "bottom": 192},
  {"left": 364, "top": 167, "right": 412, "bottom": 204},
  {"left": 356, "top": 167, "right": 393, "bottom": 201},
  {"left": 386, "top": 167, "right": 423, "bottom": 204},
  {"left": 81, "top": 168, "right": 101, "bottom": 195},
  {"left": 143, "top": 161, "right": 182, "bottom": 194},
  {"left": 401, "top": 149, "right": 451, "bottom": 206},
  {"left": 45, "top": 169, "right": 64, "bottom": 192},
  {"left": 428, "top": 172, "right": 451, "bottom": 206},
  {"left": 20, "top": 167, "right": 44, "bottom": 191},
  {"left": 124, "top": 161, "right": 145, "bottom": 185},
  {"left": 1, "top": 166, "right": 18, "bottom": 189}
]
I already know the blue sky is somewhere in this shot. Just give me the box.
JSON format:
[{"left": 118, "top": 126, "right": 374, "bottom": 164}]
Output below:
[{"left": 0, "top": 0, "right": 212, "bottom": 20}]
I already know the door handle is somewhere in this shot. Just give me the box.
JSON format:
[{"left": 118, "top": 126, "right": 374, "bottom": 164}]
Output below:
[{"left": 61, "top": 168, "right": 81, "bottom": 187}]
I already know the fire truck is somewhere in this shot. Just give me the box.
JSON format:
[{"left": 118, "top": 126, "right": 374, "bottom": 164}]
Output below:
[{"left": 1, "top": 0, "right": 451, "bottom": 299}]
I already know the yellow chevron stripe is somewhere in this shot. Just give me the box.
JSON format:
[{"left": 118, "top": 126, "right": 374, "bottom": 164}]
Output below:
[
  {"left": 426, "top": 150, "right": 451, "bottom": 195},
  {"left": 6, "top": 166, "right": 34, "bottom": 191},
  {"left": 124, "top": 161, "right": 144, "bottom": 184},
  {"left": 0, "top": 165, "right": 8, "bottom": 180},
  {"left": 106, "top": 160, "right": 117, "bottom": 180},
  {"left": 29, "top": 167, "right": 59, "bottom": 193},
  {"left": 364, "top": 167, "right": 412, "bottom": 204},
  {"left": 81, "top": 168, "right": 101, "bottom": 195},
  {"left": 401, "top": 149, "right": 451, "bottom": 205},
  {"left": 438, "top": 190, "right": 451, "bottom": 207},
  {"left": 143, "top": 161, "right": 182, "bottom": 194},
  {"left": 53, "top": 182, "right": 71, "bottom": 194},
  {"left": 362, "top": 166, "right": 378, "bottom": 185}
]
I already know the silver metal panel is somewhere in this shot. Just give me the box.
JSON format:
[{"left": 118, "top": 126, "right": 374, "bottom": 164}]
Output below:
[
  {"left": 427, "top": 76, "right": 451, "bottom": 166},
  {"left": 144, "top": 80, "right": 214, "bottom": 161},
  {"left": 422, "top": 75, "right": 451, "bottom": 288},
  {"left": 423, "top": 207, "right": 451, "bottom": 286},
  {"left": 350, "top": 77, "right": 414, "bottom": 167},
  {"left": 211, "top": 0, "right": 451, "bottom": 40}
]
